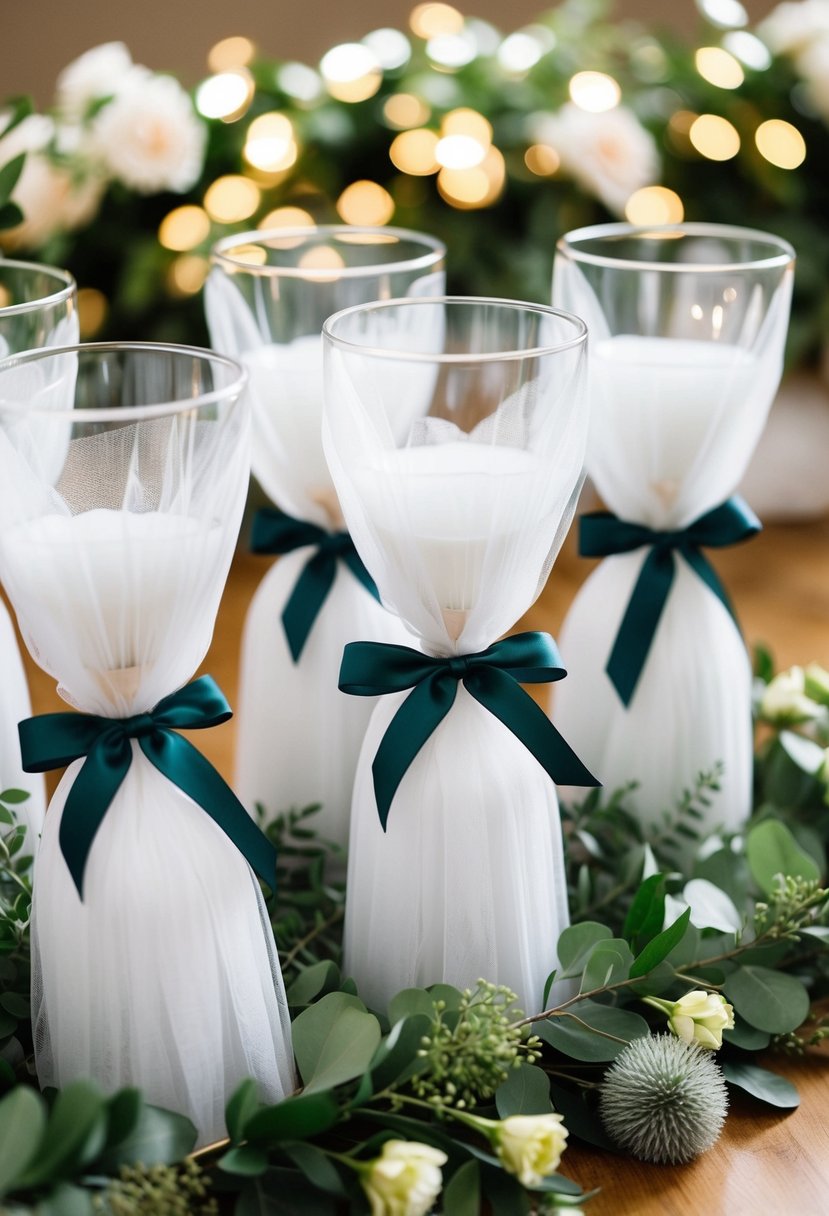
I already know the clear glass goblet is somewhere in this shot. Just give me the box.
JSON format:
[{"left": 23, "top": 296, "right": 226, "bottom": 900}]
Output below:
[
  {"left": 553, "top": 222, "right": 794, "bottom": 845},
  {"left": 322, "top": 296, "right": 597, "bottom": 1012},
  {"left": 0, "top": 342, "right": 293, "bottom": 1143},
  {"left": 0, "top": 258, "right": 77, "bottom": 848},
  {"left": 205, "top": 226, "right": 446, "bottom": 849}
]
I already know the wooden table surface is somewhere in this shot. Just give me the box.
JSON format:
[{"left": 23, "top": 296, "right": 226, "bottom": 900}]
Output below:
[{"left": 19, "top": 514, "right": 829, "bottom": 1216}]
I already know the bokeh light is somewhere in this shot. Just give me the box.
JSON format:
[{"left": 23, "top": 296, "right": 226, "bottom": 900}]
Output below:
[
  {"left": 363, "top": 28, "right": 411, "bottom": 71},
  {"left": 320, "top": 43, "right": 382, "bottom": 102},
  {"left": 695, "top": 46, "right": 745, "bottom": 89},
  {"left": 689, "top": 113, "right": 741, "bottom": 160},
  {"left": 383, "top": 93, "right": 431, "bottom": 129},
  {"left": 258, "top": 206, "right": 316, "bottom": 231},
  {"left": 435, "top": 133, "right": 485, "bottom": 168},
  {"left": 410, "top": 3, "right": 464, "bottom": 39},
  {"left": 390, "top": 127, "right": 440, "bottom": 174},
  {"left": 195, "top": 70, "right": 254, "bottom": 121},
  {"left": 569, "top": 71, "right": 621, "bottom": 113},
  {"left": 697, "top": 0, "right": 748, "bottom": 29},
  {"left": 426, "top": 32, "right": 476, "bottom": 68},
  {"left": 625, "top": 185, "right": 685, "bottom": 224},
  {"left": 158, "top": 205, "right": 211, "bottom": 252},
  {"left": 336, "top": 180, "right": 395, "bottom": 225},
  {"left": 723, "top": 31, "right": 771, "bottom": 70},
  {"left": 168, "top": 255, "right": 209, "bottom": 296},
  {"left": 755, "top": 119, "right": 806, "bottom": 169},
  {"left": 497, "top": 31, "right": 544, "bottom": 73},
  {"left": 77, "top": 287, "right": 108, "bottom": 338},
  {"left": 278, "top": 62, "right": 323, "bottom": 103},
  {"left": 437, "top": 145, "right": 505, "bottom": 209},
  {"left": 524, "top": 143, "right": 561, "bottom": 175},
  {"left": 204, "top": 175, "right": 261, "bottom": 222},
  {"left": 244, "top": 112, "right": 297, "bottom": 172},
  {"left": 207, "top": 36, "right": 255, "bottom": 73}
]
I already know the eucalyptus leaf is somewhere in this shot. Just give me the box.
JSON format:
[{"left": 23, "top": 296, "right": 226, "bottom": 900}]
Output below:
[
  {"left": 15, "top": 1082, "right": 106, "bottom": 1188},
  {"left": 293, "top": 998, "right": 381, "bottom": 1094},
  {"left": 723, "top": 1060, "right": 800, "bottom": 1108},
  {"left": 102, "top": 1088, "right": 143, "bottom": 1153},
  {"left": 244, "top": 1092, "right": 341, "bottom": 1145},
  {"left": 441, "top": 1160, "right": 480, "bottom": 1216},
  {"left": 536, "top": 1001, "right": 650, "bottom": 1062},
  {"left": 368, "top": 1014, "right": 431, "bottom": 1091},
  {"left": 495, "top": 1063, "right": 553, "bottom": 1117},
  {"left": 0, "top": 155, "right": 25, "bottom": 207},
  {"left": 34, "top": 1183, "right": 95, "bottom": 1215},
  {"left": 547, "top": 1083, "right": 617, "bottom": 1151},
  {"left": 0, "top": 789, "right": 31, "bottom": 805},
  {"left": 723, "top": 1021, "right": 772, "bottom": 1051},
  {"left": 556, "top": 922, "right": 612, "bottom": 976},
  {"left": 629, "top": 907, "right": 692, "bottom": 978},
  {"left": 286, "top": 960, "right": 341, "bottom": 1007},
  {"left": 723, "top": 966, "right": 811, "bottom": 1034},
  {"left": 0, "top": 1086, "right": 45, "bottom": 1195},
  {"left": 94, "top": 1103, "right": 196, "bottom": 1171},
  {"left": 226, "top": 1078, "right": 262, "bottom": 1143},
  {"left": 580, "top": 940, "right": 633, "bottom": 993},
  {"left": 387, "top": 988, "right": 435, "bottom": 1024},
  {"left": 282, "top": 1142, "right": 346, "bottom": 1196},
  {"left": 219, "top": 1144, "right": 270, "bottom": 1176},
  {"left": 746, "top": 820, "right": 821, "bottom": 896},
  {"left": 480, "top": 1163, "right": 532, "bottom": 1215}
]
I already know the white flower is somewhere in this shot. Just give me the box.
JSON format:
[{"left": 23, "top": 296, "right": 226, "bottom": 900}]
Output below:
[
  {"left": 0, "top": 114, "right": 103, "bottom": 249},
  {"left": 759, "top": 666, "right": 823, "bottom": 725},
  {"left": 797, "top": 35, "right": 829, "bottom": 118},
  {"left": 530, "top": 103, "right": 659, "bottom": 214},
  {"left": 644, "top": 990, "right": 735, "bottom": 1050},
  {"left": 92, "top": 74, "right": 206, "bottom": 194},
  {"left": 360, "top": 1140, "right": 447, "bottom": 1216},
  {"left": 758, "top": 0, "right": 829, "bottom": 56},
  {"left": 55, "top": 42, "right": 135, "bottom": 120},
  {"left": 492, "top": 1114, "right": 569, "bottom": 1187},
  {"left": 804, "top": 661, "right": 829, "bottom": 705}
]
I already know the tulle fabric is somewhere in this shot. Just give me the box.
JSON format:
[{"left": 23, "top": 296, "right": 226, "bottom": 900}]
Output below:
[
  {"left": 323, "top": 303, "right": 588, "bottom": 1011},
  {"left": 236, "top": 549, "right": 411, "bottom": 845},
  {"left": 553, "top": 247, "right": 793, "bottom": 839},
  {"left": 0, "top": 350, "right": 294, "bottom": 1143},
  {"left": 205, "top": 263, "right": 437, "bottom": 836},
  {"left": 0, "top": 600, "right": 44, "bottom": 845}
]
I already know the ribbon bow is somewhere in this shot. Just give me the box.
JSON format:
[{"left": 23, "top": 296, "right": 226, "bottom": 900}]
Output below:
[
  {"left": 251, "top": 508, "right": 380, "bottom": 662},
  {"left": 19, "top": 675, "right": 276, "bottom": 899},
  {"left": 579, "top": 495, "right": 761, "bottom": 707},
  {"left": 339, "top": 631, "right": 599, "bottom": 829}
]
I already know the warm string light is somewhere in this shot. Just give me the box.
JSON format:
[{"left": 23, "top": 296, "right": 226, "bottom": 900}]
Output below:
[
  {"left": 569, "top": 71, "right": 621, "bottom": 113},
  {"left": 390, "top": 128, "right": 440, "bottom": 174},
  {"left": 243, "top": 112, "right": 298, "bottom": 173},
  {"left": 158, "top": 205, "right": 211, "bottom": 252},
  {"left": 77, "top": 287, "right": 108, "bottom": 338},
  {"left": 168, "top": 255, "right": 209, "bottom": 296},
  {"left": 383, "top": 93, "right": 431, "bottom": 129},
  {"left": 207, "top": 36, "right": 255, "bottom": 73},
  {"left": 689, "top": 113, "right": 741, "bottom": 160},
  {"left": 320, "top": 43, "right": 382, "bottom": 102},
  {"left": 695, "top": 46, "right": 744, "bottom": 89},
  {"left": 625, "top": 185, "right": 685, "bottom": 224},
  {"left": 409, "top": 3, "right": 464, "bottom": 39},
  {"left": 204, "top": 175, "right": 261, "bottom": 223},
  {"left": 195, "top": 69, "right": 254, "bottom": 121},
  {"left": 524, "top": 144, "right": 560, "bottom": 176},
  {"left": 755, "top": 119, "right": 806, "bottom": 169},
  {"left": 258, "top": 206, "right": 315, "bottom": 231},
  {"left": 336, "top": 180, "right": 395, "bottom": 225}
]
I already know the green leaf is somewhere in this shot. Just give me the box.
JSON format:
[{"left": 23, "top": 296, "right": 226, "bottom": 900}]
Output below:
[
  {"left": 723, "top": 1060, "right": 800, "bottom": 1108},
  {"left": 480, "top": 1164, "right": 531, "bottom": 1215},
  {"left": 0, "top": 98, "right": 33, "bottom": 141},
  {"left": 0, "top": 1086, "right": 45, "bottom": 1195},
  {"left": 387, "top": 987, "right": 435, "bottom": 1023},
  {"left": 15, "top": 1082, "right": 106, "bottom": 1188},
  {"left": 0, "top": 992, "right": 29, "bottom": 1019},
  {"left": 34, "top": 1183, "right": 95, "bottom": 1215},
  {"left": 282, "top": 1142, "right": 346, "bottom": 1196},
  {"left": 368, "top": 1014, "right": 431, "bottom": 1092},
  {"left": 94, "top": 1103, "right": 196, "bottom": 1171},
  {"left": 746, "top": 820, "right": 820, "bottom": 896},
  {"left": 245, "top": 1092, "right": 341, "bottom": 1145},
  {"left": 723, "top": 1021, "right": 772, "bottom": 1051},
  {"left": 623, "top": 873, "right": 665, "bottom": 945},
  {"left": 548, "top": 1083, "right": 616, "bottom": 1151},
  {"left": 536, "top": 1001, "right": 650, "bottom": 1062},
  {"left": 103, "top": 1089, "right": 143, "bottom": 1152},
  {"left": 0, "top": 203, "right": 23, "bottom": 231},
  {"left": 0, "top": 789, "right": 31, "bottom": 805},
  {"left": 723, "top": 966, "right": 811, "bottom": 1034},
  {"left": 219, "top": 1144, "right": 270, "bottom": 1176},
  {"left": 556, "top": 922, "right": 613, "bottom": 976},
  {"left": 292, "top": 994, "right": 381, "bottom": 1094},
  {"left": 425, "top": 983, "right": 463, "bottom": 1011},
  {"left": 541, "top": 969, "right": 557, "bottom": 1008},
  {"left": 629, "top": 907, "right": 692, "bottom": 978},
  {"left": 285, "top": 960, "right": 341, "bottom": 1007},
  {"left": 495, "top": 1063, "right": 552, "bottom": 1117},
  {"left": 226, "top": 1079, "right": 262, "bottom": 1144},
  {"left": 442, "top": 1160, "right": 480, "bottom": 1216},
  {"left": 235, "top": 1167, "right": 341, "bottom": 1216},
  {"left": 580, "top": 940, "right": 633, "bottom": 993}
]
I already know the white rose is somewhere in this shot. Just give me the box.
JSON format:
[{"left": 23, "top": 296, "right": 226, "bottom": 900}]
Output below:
[
  {"left": 644, "top": 990, "right": 735, "bottom": 1050},
  {"left": 494, "top": 1113, "right": 569, "bottom": 1187},
  {"left": 759, "top": 666, "right": 823, "bottom": 725},
  {"left": 758, "top": 0, "right": 829, "bottom": 56},
  {"left": 92, "top": 74, "right": 206, "bottom": 194},
  {"left": 0, "top": 114, "right": 103, "bottom": 249},
  {"left": 55, "top": 41, "right": 135, "bottom": 120},
  {"left": 360, "top": 1140, "right": 447, "bottom": 1216},
  {"left": 530, "top": 103, "right": 659, "bottom": 214}
]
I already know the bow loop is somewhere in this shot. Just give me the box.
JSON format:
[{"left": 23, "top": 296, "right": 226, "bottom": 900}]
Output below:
[
  {"left": 578, "top": 496, "right": 761, "bottom": 706},
  {"left": 339, "top": 631, "right": 598, "bottom": 829},
  {"left": 251, "top": 507, "right": 380, "bottom": 661},
  {"left": 19, "top": 676, "right": 276, "bottom": 899}
]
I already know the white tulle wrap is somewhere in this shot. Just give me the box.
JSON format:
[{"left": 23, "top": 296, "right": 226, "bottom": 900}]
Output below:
[
  {"left": 553, "top": 256, "right": 793, "bottom": 839},
  {"left": 0, "top": 356, "right": 294, "bottom": 1144},
  {"left": 204, "top": 272, "right": 438, "bottom": 844},
  {"left": 323, "top": 322, "right": 588, "bottom": 1012},
  {"left": 0, "top": 306, "right": 79, "bottom": 849}
]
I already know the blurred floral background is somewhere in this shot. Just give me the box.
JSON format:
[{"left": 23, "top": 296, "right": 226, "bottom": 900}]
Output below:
[{"left": 0, "top": 0, "right": 827, "bottom": 370}]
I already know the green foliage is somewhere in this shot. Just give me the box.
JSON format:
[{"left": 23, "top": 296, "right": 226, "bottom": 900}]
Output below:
[{"left": 0, "top": 788, "right": 33, "bottom": 1086}]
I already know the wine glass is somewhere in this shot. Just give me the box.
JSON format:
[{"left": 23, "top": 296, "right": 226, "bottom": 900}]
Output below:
[
  {"left": 553, "top": 222, "right": 794, "bottom": 843},
  {"left": 0, "top": 342, "right": 293, "bottom": 1143},
  {"left": 322, "top": 296, "right": 597, "bottom": 1012},
  {"left": 0, "top": 258, "right": 77, "bottom": 848}
]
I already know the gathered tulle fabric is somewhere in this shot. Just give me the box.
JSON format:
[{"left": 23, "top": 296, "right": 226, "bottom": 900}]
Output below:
[
  {"left": 323, "top": 302, "right": 589, "bottom": 1012},
  {"left": 0, "top": 601, "right": 44, "bottom": 846},
  {"left": 553, "top": 246, "right": 793, "bottom": 840},
  {"left": 0, "top": 350, "right": 294, "bottom": 1144}
]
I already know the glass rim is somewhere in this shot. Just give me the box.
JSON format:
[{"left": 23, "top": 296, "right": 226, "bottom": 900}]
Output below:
[
  {"left": 0, "top": 259, "right": 77, "bottom": 316},
  {"left": 322, "top": 296, "right": 588, "bottom": 363},
  {"left": 556, "top": 222, "right": 796, "bottom": 273},
  {"left": 210, "top": 224, "right": 447, "bottom": 279},
  {"left": 0, "top": 340, "right": 247, "bottom": 422}
]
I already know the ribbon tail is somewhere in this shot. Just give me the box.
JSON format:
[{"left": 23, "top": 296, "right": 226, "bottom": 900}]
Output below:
[
  {"left": 59, "top": 742, "right": 133, "bottom": 898},
  {"left": 282, "top": 549, "right": 337, "bottom": 663},
  {"left": 606, "top": 546, "right": 676, "bottom": 707},
  {"left": 681, "top": 547, "right": 740, "bottom": 628},
  {"left": 140, "top": 733, "right": 278, "bottom": 892},
  {"left": 466, "top": 668, "right": 599, "bottom": 789},
  {"left": 372, "top": 674, "right": 457, "bottom": 830},
  {"left": 342, "top": 549, "right": 381, "bottom": 604}
]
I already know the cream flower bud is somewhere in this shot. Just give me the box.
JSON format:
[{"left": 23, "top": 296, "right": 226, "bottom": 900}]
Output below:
[
  {"left": 644, "top": 990, "right": 734, "bottom": 1051},
  {"left": 492, "top": 1114, "right": 569, "bottom": 1187},
  {"left": 360, "top": 1140, "right": 447, "bottom": 1216},
  {"left": 759, "top": 666, "right": 823, "bottom": 725}
]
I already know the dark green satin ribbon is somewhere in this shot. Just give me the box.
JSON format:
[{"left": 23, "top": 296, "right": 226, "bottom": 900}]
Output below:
[
  {"left": 339, "top": 631, "right": 599, "bottom": 829},
  {"left": 18, "top": 675, "right": 277, "bottom": 899},
  {"left": 579, "top": 496, "right": 761, "bottom": 707},
  {"left": 251, "top": 507, "right": 380, "bottom": 662}
]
